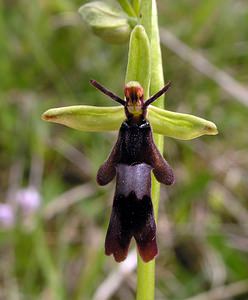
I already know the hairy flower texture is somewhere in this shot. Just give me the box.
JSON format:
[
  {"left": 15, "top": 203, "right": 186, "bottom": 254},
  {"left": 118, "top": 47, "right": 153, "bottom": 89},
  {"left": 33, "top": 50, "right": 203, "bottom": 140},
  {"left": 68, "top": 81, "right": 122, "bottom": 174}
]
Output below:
[
  {"left": 42, "top": 80, "right": 217, "bottom": 262},
  {"left": 97, "top": 118, "right": 174, "bottom": 261}
]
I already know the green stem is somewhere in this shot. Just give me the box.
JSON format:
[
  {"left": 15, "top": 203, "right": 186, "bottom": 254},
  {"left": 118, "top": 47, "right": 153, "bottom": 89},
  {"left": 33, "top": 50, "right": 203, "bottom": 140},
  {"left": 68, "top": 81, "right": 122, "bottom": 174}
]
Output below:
[
  {"left": 149, "top": 0, "right": 165, "bottom": 219},
  {"left": 117, "top": 0, "right": 137, "bottom": 17},
  {"left": 136, "top": 1, "right": 165, "bottom": 300},
  {"left": 132, "top": 0, "right": 141, "bottom": 15}
]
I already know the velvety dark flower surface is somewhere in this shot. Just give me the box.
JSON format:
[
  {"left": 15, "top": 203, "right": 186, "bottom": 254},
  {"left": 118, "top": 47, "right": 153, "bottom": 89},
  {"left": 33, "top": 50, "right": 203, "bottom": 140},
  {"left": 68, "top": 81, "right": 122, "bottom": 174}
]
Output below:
[
  {"left": 105, "top": 163, "right": 158, "bottom": 262},
  {"left": 106, "top": 190, "right": 157, "bottom": 262},
  {"left": 97, "top": 116, "right": 174, "bottom": 262}
]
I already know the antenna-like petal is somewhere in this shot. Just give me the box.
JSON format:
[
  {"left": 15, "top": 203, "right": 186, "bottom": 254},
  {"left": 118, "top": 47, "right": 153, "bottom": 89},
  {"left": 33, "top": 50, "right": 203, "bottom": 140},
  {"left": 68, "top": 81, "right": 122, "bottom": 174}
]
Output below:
[
  {"left": 90, "top": 80, "right": 126, "bottom": 106},
  {"left": 144, "top": 81, "right": 172, "bottom": 107}
]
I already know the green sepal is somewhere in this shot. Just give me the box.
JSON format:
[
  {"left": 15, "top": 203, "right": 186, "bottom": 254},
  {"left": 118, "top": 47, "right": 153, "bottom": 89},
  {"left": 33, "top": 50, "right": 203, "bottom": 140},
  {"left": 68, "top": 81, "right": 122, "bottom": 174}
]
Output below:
[
  {"left": 148, "top": 105, "right": 218, "bottom": 140},
  {"left": 42, "top": 105, "right": 124, "bottom": 132},
  {"left": 42, "top": 105, "right": 218, "bottom": 139},
  {"left": 125, "top": 25, "right": 151, "bottom": 98},
  {"left": 78, "top": 1, "right": 133, "bottom": 44}
]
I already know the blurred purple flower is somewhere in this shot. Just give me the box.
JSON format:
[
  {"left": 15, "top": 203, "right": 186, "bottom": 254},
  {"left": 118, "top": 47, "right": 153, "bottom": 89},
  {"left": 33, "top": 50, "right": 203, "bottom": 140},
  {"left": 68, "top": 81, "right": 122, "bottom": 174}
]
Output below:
[
  {"left": 15, "top": 186, "right": 41, "bottom": 214},
  {"left": 0, "top": 204, "right": 14, "bottom": 228}
]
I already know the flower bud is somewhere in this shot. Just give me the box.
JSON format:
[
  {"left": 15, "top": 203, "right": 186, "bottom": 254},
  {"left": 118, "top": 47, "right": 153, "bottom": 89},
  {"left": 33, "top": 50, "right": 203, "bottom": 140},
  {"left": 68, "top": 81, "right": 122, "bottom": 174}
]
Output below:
[{"left": 78, "top": 1, "right": 133, "bottom": 44}]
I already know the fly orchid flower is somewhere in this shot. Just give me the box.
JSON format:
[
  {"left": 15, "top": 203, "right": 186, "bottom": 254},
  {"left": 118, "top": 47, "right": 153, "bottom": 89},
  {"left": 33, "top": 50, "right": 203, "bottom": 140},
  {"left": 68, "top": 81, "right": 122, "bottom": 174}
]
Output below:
[{"left": 42, "top": 25, "right": 217, "bottom": 263}]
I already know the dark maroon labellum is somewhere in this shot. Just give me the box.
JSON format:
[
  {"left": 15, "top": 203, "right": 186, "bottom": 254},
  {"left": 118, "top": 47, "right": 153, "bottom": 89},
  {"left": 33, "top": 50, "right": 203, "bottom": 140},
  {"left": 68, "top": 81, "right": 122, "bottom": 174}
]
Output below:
[{"left": 90, "top": 80, "right": 174, "bottom": 262}]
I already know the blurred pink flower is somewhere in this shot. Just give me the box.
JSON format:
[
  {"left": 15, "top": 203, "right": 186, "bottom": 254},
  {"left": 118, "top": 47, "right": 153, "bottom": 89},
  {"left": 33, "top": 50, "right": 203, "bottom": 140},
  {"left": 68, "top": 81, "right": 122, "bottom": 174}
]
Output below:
[
  {"left": 15, "top": 186, "right": 41, "bottom": 214},
  {"left": 0, "top": 203, "right": 14, "bottom": 228}
]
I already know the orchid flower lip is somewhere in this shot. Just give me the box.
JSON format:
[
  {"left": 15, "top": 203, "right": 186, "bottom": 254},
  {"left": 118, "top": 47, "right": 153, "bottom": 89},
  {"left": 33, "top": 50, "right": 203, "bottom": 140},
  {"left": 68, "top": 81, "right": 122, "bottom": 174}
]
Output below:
[{"left": 97, "top": 114, "right": 174, "bottom": 262}]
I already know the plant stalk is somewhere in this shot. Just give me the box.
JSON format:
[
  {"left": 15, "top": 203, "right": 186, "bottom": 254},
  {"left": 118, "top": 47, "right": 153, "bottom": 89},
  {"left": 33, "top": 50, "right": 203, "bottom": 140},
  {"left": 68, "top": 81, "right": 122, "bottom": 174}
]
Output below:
[
  {"left": 117, "top": 0, "right": 137, "bottom": 17},
  {"left": 136, "top": 1, "right": 165, "bottom": 300}
]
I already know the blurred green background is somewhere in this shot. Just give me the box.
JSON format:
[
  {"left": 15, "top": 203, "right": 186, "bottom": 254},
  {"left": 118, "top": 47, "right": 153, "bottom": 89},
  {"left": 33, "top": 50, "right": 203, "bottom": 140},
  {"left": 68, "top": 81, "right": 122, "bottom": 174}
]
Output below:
[{"left": 0, "top": 0, "right": 248, "bottom": 299}]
